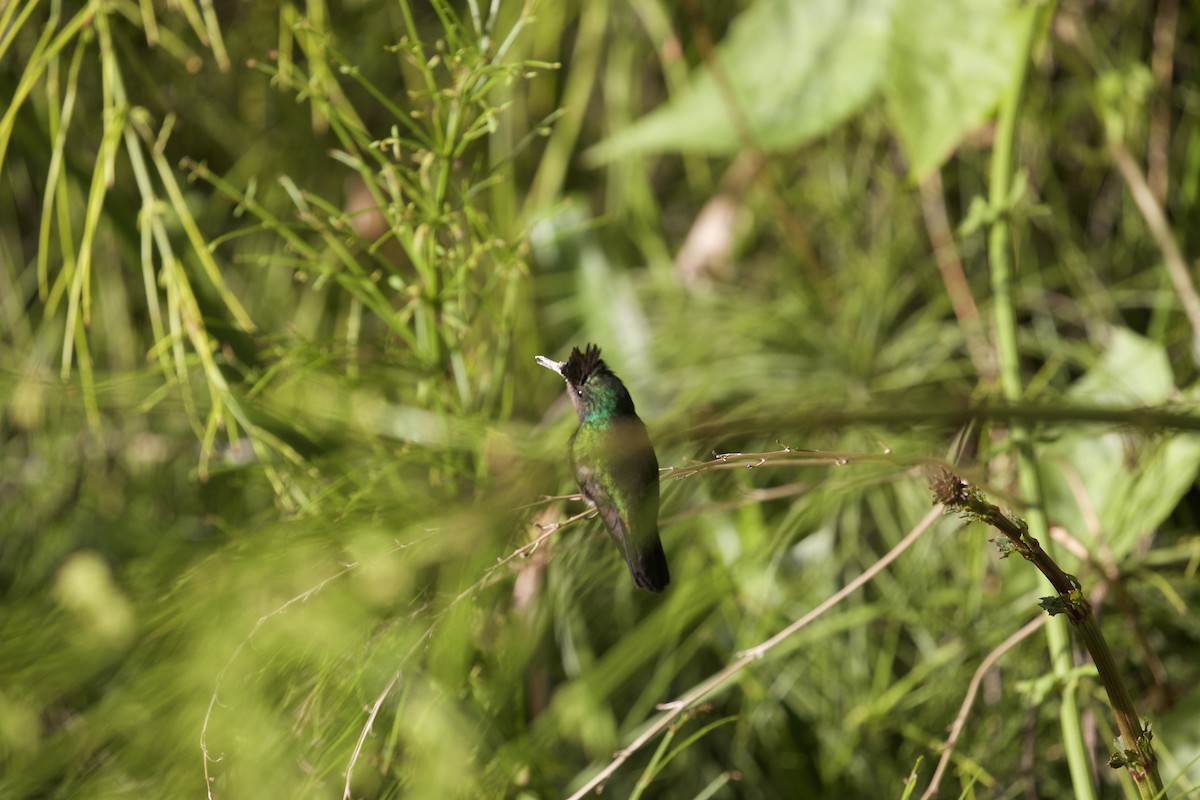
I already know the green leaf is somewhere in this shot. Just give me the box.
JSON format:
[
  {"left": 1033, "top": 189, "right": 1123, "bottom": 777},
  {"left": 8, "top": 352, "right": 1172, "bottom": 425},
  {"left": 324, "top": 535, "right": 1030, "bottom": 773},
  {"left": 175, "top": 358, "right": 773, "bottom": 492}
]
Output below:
[
  {"left": 1039, "top": 329, "right": 1200, "bottom": 561},
  {"left": 883, "top": 0, "right": 1032, "bottom": 178},
  {"left": 590, "top": 0, "right": 1031, "bottom": 172},
  {"left": 588, "top": 0, "right": 897, "bottom": 161},
  {"left": 1068, "top": 327, "right": 1174, "bottom": 406}
]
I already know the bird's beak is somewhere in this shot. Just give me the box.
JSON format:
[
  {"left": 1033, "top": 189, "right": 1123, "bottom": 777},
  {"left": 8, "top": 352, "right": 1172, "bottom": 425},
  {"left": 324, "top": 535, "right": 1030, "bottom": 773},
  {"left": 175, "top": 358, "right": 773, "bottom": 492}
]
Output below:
[{"left": 534, "top": 355, "right": 564, "bottom": 375}]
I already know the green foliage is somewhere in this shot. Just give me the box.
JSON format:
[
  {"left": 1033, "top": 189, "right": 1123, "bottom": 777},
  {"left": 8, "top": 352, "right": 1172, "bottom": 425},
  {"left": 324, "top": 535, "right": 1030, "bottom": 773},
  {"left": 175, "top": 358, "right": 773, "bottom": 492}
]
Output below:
[
  {"left": 2, "top": 0, "right": 1200, "bottom": 799},
  {"left": 885, "top": 0, "right": 1032, "bottom": 177},
  {"left": 588, "top": 0, "right": 896, "bottom": 160},
  {"left": 589, "top": 0, "right": 1031, "bottom": 179},
  {"left": 1041, "top": 330, "right": 1200, "bottom": 561}
]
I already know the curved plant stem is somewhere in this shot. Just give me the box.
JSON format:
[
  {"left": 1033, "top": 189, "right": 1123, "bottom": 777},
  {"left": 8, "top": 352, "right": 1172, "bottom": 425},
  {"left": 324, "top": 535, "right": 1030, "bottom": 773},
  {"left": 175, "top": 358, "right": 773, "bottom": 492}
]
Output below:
[
  {"left": 931, "top": 473, "right": 1165, "bottom": 797},
  {"left": 986, "top": 5, "right": 1098, "bottom": 799},
  {"left": 564, "top": 506, "right": 944, "bottom": 800},
  {"left": 920, "top": 615, "right": 1047, "bottom": 800},
  {"left": 1109, "top": 142, "right": 1200, "bottom": 356}
]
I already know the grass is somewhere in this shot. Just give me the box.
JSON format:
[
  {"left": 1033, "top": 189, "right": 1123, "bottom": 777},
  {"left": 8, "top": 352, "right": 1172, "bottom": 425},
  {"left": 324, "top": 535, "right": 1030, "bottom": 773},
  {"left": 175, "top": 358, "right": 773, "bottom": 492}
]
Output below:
[{"left": 2, "top": 0, "right": 1200, "bottom": 798}]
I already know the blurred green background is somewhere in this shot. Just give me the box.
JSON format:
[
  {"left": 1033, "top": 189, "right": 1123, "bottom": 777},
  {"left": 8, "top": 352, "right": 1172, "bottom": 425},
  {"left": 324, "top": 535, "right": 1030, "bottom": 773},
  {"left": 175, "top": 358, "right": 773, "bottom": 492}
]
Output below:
[{"left": 3, "top": 0, "right": 1200, "bottom": 798}]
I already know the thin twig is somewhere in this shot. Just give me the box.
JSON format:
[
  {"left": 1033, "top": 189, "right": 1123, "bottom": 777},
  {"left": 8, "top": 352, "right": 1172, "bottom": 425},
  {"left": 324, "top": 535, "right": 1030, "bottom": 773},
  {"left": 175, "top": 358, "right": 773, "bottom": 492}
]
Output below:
[
  {"left": 1110, "top": 142, "right": 1200, "bottom": 355},
  {"left": 919, "top": 170, "right": 994, "bottom": 380},
  {"left": 1147, "top": 0, "right": 1178, "bottom": 203},
  {"left": 920, "top": 615, "right": 1047, "bottom": 800},
  {"left": 932, "top": 471, "right": 1164, "bottom": 796},
  {"left": 201, "top": 558, "right": 370, "bottom": 799},
  {"left": 343, "top": 669, "right": 403, "bottom": 800},
  {"left": 200, "top": 509, "right": 587, "bottom": 799},
  {"left": 564, "top": 505, "right": 944, "bottom": 800},
  {"left": 341, "top": 507, "right": 594, "bottom": 791},
  {"left": 680, "top": 0, "right": 824, "bottom": 281},
  {"left": 659, "top": 447, "right": 941, "bottom": 482}
]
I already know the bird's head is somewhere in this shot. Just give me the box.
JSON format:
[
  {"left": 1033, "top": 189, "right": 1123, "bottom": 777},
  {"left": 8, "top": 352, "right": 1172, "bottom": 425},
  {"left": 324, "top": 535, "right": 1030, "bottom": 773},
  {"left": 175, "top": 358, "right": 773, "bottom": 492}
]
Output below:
[{"left": 535, "top": 343, "right": 636, "bottom": 421}]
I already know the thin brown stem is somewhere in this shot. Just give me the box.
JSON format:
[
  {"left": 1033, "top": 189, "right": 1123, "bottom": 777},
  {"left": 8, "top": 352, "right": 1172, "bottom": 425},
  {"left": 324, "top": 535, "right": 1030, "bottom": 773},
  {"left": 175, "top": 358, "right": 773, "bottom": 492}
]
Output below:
[
  {"left": 1148, "top": 0, "right": 1178, "bottom": 204},
  {"left": 1110, "top": 143, "right": 1200, "bottom": 355},
  {"left": 681, "top": 0, "right": 824, "bottom": 283},
  {"left": 931, "top": 470, "right": 1164, "bottom": 796},
  {"left": 921, "top": 615, "right": 1047, "bottom": 800},
  {"left": 920, "top": 170, "right": 995, "bottom": 381},
  {"left": 564, "top": 505, "right": 943, "bottom": 800}
]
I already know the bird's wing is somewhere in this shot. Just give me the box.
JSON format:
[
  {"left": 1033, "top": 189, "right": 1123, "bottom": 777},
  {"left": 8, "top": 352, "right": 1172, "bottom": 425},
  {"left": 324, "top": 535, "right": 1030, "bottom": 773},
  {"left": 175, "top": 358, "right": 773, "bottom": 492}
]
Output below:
[{"left": 573, "top": 418, "right": 668, "bottom": 591}]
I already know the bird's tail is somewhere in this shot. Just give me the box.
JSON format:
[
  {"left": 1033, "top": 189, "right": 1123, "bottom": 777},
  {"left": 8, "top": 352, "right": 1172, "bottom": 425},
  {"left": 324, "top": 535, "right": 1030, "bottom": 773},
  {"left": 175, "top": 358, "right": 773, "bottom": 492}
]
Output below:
[{"left": 625, "top": 536, "right": 670, "bottom": 593}]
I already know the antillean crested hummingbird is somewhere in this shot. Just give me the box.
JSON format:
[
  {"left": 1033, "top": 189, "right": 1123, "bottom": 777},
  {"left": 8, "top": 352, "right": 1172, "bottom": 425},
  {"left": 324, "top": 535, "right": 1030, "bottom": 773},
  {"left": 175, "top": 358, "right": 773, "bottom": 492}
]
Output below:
[{"left": 535, "top": 344, "right": 670, "bottom": 592}]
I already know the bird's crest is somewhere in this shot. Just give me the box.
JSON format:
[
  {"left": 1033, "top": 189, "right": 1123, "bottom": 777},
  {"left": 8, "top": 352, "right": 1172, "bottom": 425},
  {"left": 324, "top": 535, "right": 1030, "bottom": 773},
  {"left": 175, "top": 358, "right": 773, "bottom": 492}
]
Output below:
[{"left": 561, "top": 343, "right": 606, "bottom": 387}]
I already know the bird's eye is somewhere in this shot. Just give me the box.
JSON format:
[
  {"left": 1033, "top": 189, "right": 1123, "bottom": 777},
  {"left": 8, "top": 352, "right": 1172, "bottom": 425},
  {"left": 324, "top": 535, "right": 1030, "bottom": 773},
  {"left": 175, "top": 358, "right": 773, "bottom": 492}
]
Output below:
[{"left": 575, "top": 387, "right": 583, "bottom": 396}]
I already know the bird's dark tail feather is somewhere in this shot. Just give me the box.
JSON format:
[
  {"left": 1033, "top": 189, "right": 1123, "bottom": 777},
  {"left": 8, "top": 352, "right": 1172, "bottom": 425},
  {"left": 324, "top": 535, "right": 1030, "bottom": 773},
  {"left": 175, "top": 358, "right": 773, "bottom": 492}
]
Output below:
[{"left": 627, "top": 540, "right": 670, "bottom": 593}]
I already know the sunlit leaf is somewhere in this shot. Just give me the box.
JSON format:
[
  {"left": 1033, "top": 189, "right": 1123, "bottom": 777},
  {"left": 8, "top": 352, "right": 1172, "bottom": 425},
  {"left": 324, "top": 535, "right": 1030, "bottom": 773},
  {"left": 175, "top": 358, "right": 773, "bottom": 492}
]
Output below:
[
  {"left": 588, "top": 0, "right": 897, "bottom": 160},
  {"left": 1040, "top": 329, "right": 1200, "bottom": 560},
  {"left": 883, "top": 0, "right": 1032, "bottom": 178}
]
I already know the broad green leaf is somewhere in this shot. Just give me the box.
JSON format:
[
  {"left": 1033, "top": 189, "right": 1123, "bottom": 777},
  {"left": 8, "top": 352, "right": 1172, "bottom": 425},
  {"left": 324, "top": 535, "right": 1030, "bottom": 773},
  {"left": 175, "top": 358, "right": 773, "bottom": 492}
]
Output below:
[
  {"left": 883, "top": 0, "right": 1032, "bottom": 178},
  {"left": 588, "top": 0, "right": 897, "bottom": 161},
  {"left": 592, "top": 0, "right": 1031, "bottom": 177},
  {"left": 1067, "top": 326, "right": 1174, "bottom": 406},
  {"left": 1039, "top": 329, "right": 1200, "bottom": 562}
]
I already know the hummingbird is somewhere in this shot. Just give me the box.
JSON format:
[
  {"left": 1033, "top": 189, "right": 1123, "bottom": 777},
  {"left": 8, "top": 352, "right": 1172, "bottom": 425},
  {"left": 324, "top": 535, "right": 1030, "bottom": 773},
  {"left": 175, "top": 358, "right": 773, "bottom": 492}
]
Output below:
[{"left": 535, "top": 344, "right": 670, "bottom": 592}]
